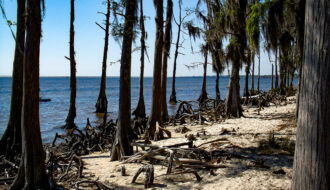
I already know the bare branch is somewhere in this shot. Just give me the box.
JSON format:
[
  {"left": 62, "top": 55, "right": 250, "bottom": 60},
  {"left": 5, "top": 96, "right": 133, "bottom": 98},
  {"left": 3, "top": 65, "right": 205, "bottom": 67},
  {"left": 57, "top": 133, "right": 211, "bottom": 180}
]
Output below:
[{"left": 95, "top": 22, "right": 106, "bottom": 31}]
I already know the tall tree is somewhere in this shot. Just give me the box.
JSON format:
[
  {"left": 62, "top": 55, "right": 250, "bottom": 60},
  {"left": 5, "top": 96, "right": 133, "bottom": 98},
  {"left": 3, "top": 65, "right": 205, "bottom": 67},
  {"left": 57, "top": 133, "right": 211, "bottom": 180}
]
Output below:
[
  {"left": 132, "top": 0, "right": 147, "bottom": 118},
  {"left": 95, "top": 0, "right": 111, "bottom": 113},
  {"left": 64, "top": 0, "right": 77, "bottom": 129},
  {"left": 161, "top": 0, "right": 173, "bottom": 122},
  {"left": 145, "top": 0, "right": 164, "bottom": 139},
  {"left": 10, "top": 0, "right": 52, "bottom": 188},
  {"left": 224, "top": 0, "right": 247, "bottom": 117},
  {"left": 110, "top": 0, "right": 137, "bottom": 161},
  {"left": 204, "top": 0, "right": 226, "bottom": 103},
  {"left": 169, "top": 0, "right": 182, "bottom": 105},
  {"left": 0, "top": 0, "right": 26, "bottom": 159},
  {"left": 292, "top": 0, "right": 329, "bottom": 188}
]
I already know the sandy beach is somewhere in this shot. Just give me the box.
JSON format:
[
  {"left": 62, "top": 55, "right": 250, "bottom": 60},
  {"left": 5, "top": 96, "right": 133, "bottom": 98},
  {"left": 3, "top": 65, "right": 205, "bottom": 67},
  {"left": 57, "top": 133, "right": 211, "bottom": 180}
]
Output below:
[{"left": 79, "top": 97, "right": 297, "bottom": 190}]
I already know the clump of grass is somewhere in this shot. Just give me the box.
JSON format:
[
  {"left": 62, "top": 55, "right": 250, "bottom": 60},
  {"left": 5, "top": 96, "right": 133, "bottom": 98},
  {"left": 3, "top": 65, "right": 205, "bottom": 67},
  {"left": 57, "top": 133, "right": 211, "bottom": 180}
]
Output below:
[{"left": 258, "top": 131, "right": 295, "bottom": 155}]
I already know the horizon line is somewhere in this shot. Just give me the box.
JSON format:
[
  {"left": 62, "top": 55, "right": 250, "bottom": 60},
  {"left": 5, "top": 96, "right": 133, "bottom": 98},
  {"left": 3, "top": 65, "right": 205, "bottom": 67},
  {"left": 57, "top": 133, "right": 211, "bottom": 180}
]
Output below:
[{"left": 0, "top": 75, "right": 276, "bottom": 78}]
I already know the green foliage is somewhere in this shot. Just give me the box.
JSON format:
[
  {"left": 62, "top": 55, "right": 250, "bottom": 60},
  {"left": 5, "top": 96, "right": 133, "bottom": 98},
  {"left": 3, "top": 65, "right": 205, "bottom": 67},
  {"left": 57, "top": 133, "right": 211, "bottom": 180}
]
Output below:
[
  {"left": 246, "top": 3, "right": 261, "bottom": 52},
  {"left": 259, "top": 131, "right": 295, "bottom": 155}
]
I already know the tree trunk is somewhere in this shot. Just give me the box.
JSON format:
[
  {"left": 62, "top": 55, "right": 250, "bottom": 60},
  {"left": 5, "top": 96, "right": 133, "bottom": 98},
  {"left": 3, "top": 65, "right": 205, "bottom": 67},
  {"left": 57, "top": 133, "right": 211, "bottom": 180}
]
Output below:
[
  {"left": 198, "top": 48, "right": 208, "bottom": 105},
  {"left": 146, "top": 0, "right": 164, "bottom": 139},
  {"left": 133, "top": 0, "right": 146, "bottom": 118},
  {"left": 279, "top": 50, "right": 286, "bottom": 95},
  {"left": 257, "top": 53, "right": 260, "bottom": 92},
  {"left": 169, "top": 0, "right": 181, "bottom": 105},
  {"left": 110, "top": 0, "right": 137, "bottom": 161},
  {"left": 271, "top": 64, "right": 274, "bottom": 89},
  {"left": 161, "top": 0, "right": 173, "bottom": 122},
  {"left": 275, "top": 47, "right": 278, "bottom": 89},
  {"left": 292, "top": 0, "right": 330, "bottom": 189},
  {"left": 225, "top": 58, "right": 243, "bottom": 118},
  {"left": 95, "top": 0, "right": 110, "bottom": 113},
  {"left": 65, "top": 0, "right": 77, "bottom": 130},
  {"left": 10, "top": 0, "right": 51, "bottom": 188},
  {"left": 251, "top": 52, "right": 255, "bottom": 93},
  {"left": 0, "top": 0, "right": 25, "bottom": 159},
  {"left": 244, "top": 59, "right": 250, "bottom": 97},
  {"left": 215, "top": 71, "right": 220, "bottom": 102}
]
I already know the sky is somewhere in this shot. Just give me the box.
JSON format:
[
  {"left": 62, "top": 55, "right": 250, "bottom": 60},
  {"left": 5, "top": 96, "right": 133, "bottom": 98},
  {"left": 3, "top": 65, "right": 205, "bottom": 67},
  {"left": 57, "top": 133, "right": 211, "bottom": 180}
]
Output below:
[{"left": 0, "top": 0, "right": 275, "bottom": 77}]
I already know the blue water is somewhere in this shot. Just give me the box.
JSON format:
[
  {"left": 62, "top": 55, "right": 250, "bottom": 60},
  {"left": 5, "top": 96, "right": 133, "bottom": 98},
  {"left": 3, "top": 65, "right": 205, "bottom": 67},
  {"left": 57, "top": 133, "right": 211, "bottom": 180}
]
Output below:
[{"left": 0, "top": 76, "right": 298, "bottom": 143}]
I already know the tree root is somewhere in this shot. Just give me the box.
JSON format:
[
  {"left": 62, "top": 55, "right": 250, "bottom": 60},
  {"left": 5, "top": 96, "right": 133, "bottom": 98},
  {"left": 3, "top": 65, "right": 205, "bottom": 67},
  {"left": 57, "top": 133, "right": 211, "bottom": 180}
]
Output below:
[{"left": 131, "top": 164, "right": 154, "bottom": 189}]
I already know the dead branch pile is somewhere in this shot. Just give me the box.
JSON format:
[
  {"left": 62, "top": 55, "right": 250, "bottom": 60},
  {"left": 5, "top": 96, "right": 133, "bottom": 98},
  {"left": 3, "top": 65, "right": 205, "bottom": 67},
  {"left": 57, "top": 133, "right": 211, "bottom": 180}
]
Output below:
[
  {"left": 0, "top": 155, "right": 18, "bottom": 186},
  {"left": 169, "top": 100, "right": 226, "bottom": 126},
  {"left": 242, "top": 90, "right": 287, "bottom": 107},
  {"left": 52, "top": 118, "right": 117, "bottom": 155},
  {"left": 124, "top": 140, "right": 227, "bottom": 176}
]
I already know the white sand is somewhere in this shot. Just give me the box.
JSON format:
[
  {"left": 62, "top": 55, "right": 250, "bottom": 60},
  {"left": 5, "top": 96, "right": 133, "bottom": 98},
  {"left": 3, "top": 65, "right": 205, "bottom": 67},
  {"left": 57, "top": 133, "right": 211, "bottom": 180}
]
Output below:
[{"left": 81, "top": 97, "right": 296, "bottom": 190}]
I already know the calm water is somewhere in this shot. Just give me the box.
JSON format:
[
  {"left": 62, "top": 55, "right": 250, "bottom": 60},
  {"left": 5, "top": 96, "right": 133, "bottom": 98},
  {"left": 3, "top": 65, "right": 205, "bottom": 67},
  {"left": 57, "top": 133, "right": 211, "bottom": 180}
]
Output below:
[{"left": 0, "top": 76, "right": 298, "bottom": 143}]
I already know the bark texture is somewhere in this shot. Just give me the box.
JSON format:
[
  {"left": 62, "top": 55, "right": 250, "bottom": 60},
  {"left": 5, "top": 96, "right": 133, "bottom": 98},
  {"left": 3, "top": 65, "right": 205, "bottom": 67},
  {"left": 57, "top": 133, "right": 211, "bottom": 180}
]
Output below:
[
  {"left": 0, "top": 0, "right": 25, "bottom": 158},
  {"left": 225, "top": 58, "right": 243, "bottom": 117},
  {"left": 161, "top": 0, "right": 173, "bottom": 122},
  {"left": 292, "top": 0, "right": 330, "bottom": 189},
  {"left": 65, "top": 0, "right": 77, "bottom": 129},
  {"left": 133, "top": 0, "right": 146, "bottom": 118},
  {"left": 146, "top": 0, "right": 164, "bottom": 139},
  {"left": 110, "top": 0, "right": 137, "bottom": 161},
  {"left": 95, "top": 0, "right": 110, "bottom": 113},
  {"left": 10, "top": 0, "right": 50, "bottom": 188}
]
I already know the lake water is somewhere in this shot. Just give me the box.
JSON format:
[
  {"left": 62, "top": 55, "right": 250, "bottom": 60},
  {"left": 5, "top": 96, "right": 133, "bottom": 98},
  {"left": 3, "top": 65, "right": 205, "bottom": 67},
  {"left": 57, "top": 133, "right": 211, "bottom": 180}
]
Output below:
[{"left": 0, "top": 76, "right": 298, "bottom": 143}]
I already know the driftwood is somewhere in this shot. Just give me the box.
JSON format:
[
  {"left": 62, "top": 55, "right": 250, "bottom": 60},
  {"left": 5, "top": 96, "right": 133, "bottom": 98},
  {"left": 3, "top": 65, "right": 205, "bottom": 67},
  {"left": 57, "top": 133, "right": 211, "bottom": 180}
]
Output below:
[
  {"left": 131, "top": 164, "right": 154, "bottom": 189},
  {"left": 158, "top": 169, "right": 202, "bottom": 181},
  {"left": 197, "top": 137, "right": 229, "bottom": 148},
  {"left": 75, "top": 180, "right": 113, "bottom": 190},
  {"left": 126, "top": 141, "right": 226, "bottom": 177}
]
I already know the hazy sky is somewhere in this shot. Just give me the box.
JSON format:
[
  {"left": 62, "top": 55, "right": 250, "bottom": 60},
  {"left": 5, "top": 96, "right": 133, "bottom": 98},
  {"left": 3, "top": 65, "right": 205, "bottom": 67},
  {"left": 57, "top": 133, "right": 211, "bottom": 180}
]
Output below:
[{"left": 0, "top": 0, "right": 275, "bottom": 77}]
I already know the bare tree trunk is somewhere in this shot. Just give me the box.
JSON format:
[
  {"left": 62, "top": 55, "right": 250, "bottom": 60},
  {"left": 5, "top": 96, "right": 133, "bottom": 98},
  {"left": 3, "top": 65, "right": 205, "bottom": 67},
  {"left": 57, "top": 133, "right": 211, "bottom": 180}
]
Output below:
[
  {"left": 244, "top": 59, "right": 250, "bottom": 97},
  {"left": 279, "top": 50, "right": 286, "bottom": 95},
  {"left": 110, "top": 0, "right": 137, "bottom": 161},
  {"left": 225, "top": 58, "right": 243, "bottom": 117},
  {"left": 275, "top": 47, "right": 278, "bottom": 89},
  {"left": 251, "top": 52, "right": 255, "bottom": 93},
  {"left": 290, "top": 70, "right": 294, "bottom": 89},
  {"left": 10, "top": 0, "right": 51, "bottom": 188},
  {"left": 133, "top": 0, "right": 146, "bottom": 118},
  {"left": 65, "top": 0, "right": 77, "bottom": 130},
  {"left": 271, "top": 64, "right": 274, "bottom": 89},
  {"left": 198, "top": 47, "right": 208, "bottom": 105},
  {"left": 257, "top": 53, "right": 260, "bottom": 92},
  {"left": 0, "top": 0, "right": 25, "bottom": 159},
  {"left": 146, "top": 0, "right": 164, "bottom": 139},
  {"left": 215, "top": 71, "right": 220, "bottom": 102},
  {"left": 161, "top": 0, "right": 173, "bottom": 122},
  {"left": 292, "top": 0, "right": 329, "bottom": 189},
  {"left": 95, "top": 0, "right": 110, "bottom": 113},
  {"left": 169, "top": 1, "right": 182, "bottom": 105}
]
